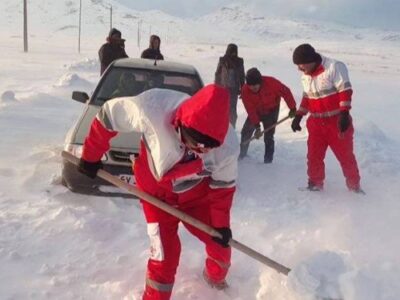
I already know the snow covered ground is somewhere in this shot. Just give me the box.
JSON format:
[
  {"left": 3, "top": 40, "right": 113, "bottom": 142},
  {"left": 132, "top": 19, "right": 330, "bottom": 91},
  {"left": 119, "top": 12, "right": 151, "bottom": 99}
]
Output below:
[{"left": 1, "top": 1, "right": 400, "bottom": 300}]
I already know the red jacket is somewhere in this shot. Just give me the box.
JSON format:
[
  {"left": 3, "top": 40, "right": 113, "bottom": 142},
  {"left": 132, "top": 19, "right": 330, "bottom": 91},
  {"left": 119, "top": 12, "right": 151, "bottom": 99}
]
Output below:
[{"left": 241, "top": 76, "right": 296, "bottom": 125}]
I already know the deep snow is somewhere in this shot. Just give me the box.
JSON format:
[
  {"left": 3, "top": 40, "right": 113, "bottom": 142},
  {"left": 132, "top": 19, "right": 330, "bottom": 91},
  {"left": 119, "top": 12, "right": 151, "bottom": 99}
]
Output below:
[{"left": 0, "top": 1, "right": 400, "bottom": 300}]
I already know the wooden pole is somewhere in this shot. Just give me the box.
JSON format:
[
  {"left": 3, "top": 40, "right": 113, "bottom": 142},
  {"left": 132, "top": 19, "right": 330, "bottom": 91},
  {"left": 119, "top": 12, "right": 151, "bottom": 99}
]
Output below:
[
  {"left": 78, "top": 0, "right": 82, "bottom": 53},
  {"left": 110, "top": 5, "right": 112, "bottom": 30},
  {"left": 137, "top": 20, "right": 141, "bottom": 50},
  {"left": 61, "top": 151, "right": 291, "bottom": 275},
  {"left": 23, "top": 0, "right": 28, "bottom": 52}
]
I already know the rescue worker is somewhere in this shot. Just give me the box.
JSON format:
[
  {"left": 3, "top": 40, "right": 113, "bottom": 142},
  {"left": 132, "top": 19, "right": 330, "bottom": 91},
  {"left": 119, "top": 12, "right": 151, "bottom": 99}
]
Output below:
[
  {"left": 291, "top": 43, "right": 363, "bottom": 193},
  {"left": 141, "top": 35, "right": 164, "bottom": 60},
  {"left": 239, "top": 68, "right": 297, "bottom": 163},
  {"left": 98, "top": 28, "right": 128, "bottom": 75},
  {"left": 77, "top": 84, "right": 239, "bottom": 299},
  {"left": 214, "top": 43, "right": 245, "bottom": 128}
]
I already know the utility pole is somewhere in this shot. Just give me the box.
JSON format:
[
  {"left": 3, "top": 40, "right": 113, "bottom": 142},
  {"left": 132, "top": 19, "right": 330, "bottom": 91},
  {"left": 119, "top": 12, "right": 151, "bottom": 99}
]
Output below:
[
  {"left": 137, "top": 20, "right": 142, "bottom": 50},
  {"left": 78, "top": 0, "right": 82, "bottom": 53},
  {"left": 23, "top": 0, "right": 28, "bottom": 52},
  {"left": 110, "top": 5, "right": 113, "bottom": 30}
]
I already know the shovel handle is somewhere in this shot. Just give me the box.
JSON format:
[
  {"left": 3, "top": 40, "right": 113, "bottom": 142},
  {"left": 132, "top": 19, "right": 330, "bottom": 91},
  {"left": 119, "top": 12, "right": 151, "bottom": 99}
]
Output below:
[
  {"left": 62, "top": 150, "right": 291, "bottom": 275},
  {"left": 241, "top": 115, "right": 291, "bottom": 146}
]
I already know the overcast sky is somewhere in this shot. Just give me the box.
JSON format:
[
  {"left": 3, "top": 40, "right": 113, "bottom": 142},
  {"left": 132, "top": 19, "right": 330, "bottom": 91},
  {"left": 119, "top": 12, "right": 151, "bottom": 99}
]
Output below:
[{"left": 115, "top": 0, "right": 400, "bottom": 30}]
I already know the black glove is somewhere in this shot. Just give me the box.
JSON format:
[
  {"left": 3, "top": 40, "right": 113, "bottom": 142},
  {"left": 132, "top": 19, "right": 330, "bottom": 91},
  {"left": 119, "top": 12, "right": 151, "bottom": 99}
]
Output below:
[
  {"left": 338, "top": 111, "right": 351, "bottom": 133},
  {"left": 78, "top": 158, "right": 103, "bottom": 179},
  {"left": 254, "top": 124, "right": 263, "bottom": 139},
  {"left": 291, "top": 115, "right": 303, "bottom": 132},
  {"left": 212, "top": 227, "right": 232, "bottom": 248},
  {"left": 288, "top": 108, "right": 297, "bottom": 118}
]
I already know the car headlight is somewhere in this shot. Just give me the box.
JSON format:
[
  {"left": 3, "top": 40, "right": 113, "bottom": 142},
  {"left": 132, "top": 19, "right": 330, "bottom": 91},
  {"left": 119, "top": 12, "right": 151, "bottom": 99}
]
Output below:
[{"left": 64, "top": 144, "right": 107, "bottom": 161}]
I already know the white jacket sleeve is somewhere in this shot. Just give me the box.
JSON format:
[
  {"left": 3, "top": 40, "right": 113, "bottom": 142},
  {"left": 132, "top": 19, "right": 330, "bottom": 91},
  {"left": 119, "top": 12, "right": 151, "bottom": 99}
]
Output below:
[{"left": 96, "top": 97, "right": 144, "bottom": 133}]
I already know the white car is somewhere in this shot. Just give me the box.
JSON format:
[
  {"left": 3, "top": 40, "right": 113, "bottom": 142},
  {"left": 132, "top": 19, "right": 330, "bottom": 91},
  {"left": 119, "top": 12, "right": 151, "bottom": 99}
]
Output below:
[{"left": 62, "top": 58, "right": 204, "bottom": 196}]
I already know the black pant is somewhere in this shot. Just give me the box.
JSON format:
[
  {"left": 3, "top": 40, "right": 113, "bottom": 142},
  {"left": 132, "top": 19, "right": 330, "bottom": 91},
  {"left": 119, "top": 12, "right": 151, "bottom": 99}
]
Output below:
[
  {"left": 229, "top": 91, "right": 239, "bottom": 129},
  {"left": 240, "top": 106, "right": 280, "bottom": 162}
]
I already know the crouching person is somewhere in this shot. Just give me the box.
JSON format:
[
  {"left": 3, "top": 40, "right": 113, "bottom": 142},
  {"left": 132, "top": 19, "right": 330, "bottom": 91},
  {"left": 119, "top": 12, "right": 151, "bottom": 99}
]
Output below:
[{"left": 77, "top": 84, "right": 239, "bottom": 299}]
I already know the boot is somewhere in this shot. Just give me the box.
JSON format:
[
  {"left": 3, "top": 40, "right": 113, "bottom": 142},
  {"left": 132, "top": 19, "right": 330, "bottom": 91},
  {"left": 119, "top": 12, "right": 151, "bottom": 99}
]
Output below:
[
  {"left": 349, "top": 187, "right": 366, "bottom": 195},
  {"left": 203, "top": 269, "right": 228, "bottom": 290},
  {"left": 307, "top": 181, "right": 323, "bottom": 191}
]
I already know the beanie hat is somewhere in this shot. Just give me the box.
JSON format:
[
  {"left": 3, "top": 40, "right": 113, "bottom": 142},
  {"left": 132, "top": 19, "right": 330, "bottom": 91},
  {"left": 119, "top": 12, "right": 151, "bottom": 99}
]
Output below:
[
  {"left": 245, "top": 68, "right": 262, "bottom": 85},
  {"left": 292, "top": 44, "right": 320, "bottom": 64}
]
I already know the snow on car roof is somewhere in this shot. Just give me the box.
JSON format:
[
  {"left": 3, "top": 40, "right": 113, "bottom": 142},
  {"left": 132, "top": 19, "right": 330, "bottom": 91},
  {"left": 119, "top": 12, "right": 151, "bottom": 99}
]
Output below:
[{"left": 113, "top": 58, "right": 198, "bottom": 75}]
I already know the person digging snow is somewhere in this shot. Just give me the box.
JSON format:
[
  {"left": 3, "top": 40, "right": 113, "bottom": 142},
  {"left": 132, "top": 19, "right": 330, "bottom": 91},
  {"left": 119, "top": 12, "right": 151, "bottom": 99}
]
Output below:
[
  {"left": 78, "top": 84, "right": 239, "bottom": 299},
  {"left": 239, "top": 67, "right": 297, "bottom": 163},
  {"left": 291, "top": 43, "right": 363, "bottom": 193}
]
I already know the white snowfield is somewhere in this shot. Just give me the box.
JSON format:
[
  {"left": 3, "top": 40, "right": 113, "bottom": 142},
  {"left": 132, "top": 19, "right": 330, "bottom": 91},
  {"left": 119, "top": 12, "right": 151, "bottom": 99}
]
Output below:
[{"left": 0, "top": 1, "right": 400, "bottom": 300}]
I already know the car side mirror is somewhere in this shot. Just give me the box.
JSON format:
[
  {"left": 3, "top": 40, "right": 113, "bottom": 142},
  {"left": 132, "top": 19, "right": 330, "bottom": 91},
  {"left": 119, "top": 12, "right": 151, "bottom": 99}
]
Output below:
[{"left": 72, "top": 91, "right": 89, "bottom": 103}]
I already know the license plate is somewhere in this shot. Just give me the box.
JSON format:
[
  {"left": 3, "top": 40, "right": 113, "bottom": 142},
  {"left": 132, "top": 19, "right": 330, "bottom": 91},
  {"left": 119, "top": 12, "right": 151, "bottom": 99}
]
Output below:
[{"left": 119, "top": 174, "right": 135, "bottom": 185}]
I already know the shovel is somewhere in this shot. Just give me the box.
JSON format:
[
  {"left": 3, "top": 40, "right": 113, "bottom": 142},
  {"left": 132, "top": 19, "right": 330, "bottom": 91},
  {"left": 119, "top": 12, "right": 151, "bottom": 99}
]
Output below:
[
  {"left": 62, "top": 151, "right": 344, "bottom": 299},
  {"left": 241, "top": 115, "right": 291, "bottom": 146},
  {"left": 62, "top": 150, "right": 290, "bottom": 275}
]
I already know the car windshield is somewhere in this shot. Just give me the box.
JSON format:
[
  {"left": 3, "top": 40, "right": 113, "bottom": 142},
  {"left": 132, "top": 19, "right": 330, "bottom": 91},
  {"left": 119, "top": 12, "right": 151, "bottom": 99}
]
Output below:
[{"left": 93, "top": 68, "right": 202, "bottom": 105}]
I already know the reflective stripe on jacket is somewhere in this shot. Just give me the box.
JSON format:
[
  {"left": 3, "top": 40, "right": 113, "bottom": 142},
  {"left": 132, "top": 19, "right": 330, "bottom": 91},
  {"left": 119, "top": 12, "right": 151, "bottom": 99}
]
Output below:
[
  {"left": 81, "top": 87, "right": 239, "bottom": 227},
  {"left": 297, "top": 56, "right": 353, "bottom": 117}
]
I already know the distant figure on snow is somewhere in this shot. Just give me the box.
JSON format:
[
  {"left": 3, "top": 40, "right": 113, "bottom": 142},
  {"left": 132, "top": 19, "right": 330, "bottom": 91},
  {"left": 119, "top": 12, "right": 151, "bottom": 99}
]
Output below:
[
  {"left": 98, "top": 28, "right": 128, "bottom": 75},
  {"left": 141, "top": 35, "right": 164, "bottom": 60},
  {"left": 214, "top": 43, "right": 245, "bottom": 128}
]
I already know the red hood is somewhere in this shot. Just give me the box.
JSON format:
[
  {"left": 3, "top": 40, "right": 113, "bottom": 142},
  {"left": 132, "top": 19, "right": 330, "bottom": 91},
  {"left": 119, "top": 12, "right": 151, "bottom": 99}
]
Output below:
[{"left": 174, "top": 84, "right": 230, "bottom": 144}]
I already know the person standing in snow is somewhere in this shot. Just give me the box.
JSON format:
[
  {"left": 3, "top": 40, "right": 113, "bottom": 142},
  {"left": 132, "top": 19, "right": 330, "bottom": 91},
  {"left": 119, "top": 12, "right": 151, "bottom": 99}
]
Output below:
[
  {"left": 141, "top": 35, "right": 164, "bottom": 60},
  {"left": 98, "top": 28, "right": 129, "bottom": 75},
  {"left": 291, "top": 43, "right": 363, "bottom": 193},
  {"left": 214, "top": 43, "right": 245, "bottom": 128},
  {"left": 77, "top": 84, "right": 239, "bottom": 299},
  {"left": 239, "top": 68, "right": 297, "bottom": 163}
]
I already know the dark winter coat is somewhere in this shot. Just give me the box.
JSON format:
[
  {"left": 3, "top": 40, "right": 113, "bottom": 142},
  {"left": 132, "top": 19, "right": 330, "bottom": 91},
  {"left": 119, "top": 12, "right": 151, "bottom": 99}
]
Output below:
[
  {"left": 214, "top": 44, "right": 245, "bottom": 95},
  {"left": 98, "top": 42, "right": 128, "bottom": 75},
  {"left": 141, "top": 35, "right": 164, "bottom": 60}
]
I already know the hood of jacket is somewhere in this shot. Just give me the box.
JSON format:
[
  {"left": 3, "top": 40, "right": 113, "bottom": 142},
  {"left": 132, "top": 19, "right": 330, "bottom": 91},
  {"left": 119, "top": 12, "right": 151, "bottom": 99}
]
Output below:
[
  {"left": 174, "top": 84, "right": 230, "bottom": 145},
  {"left": 225, "top": 43, "right": 238, "bottom": 57},
  {"left": 149, "top": 35, "right": 161, "bottom": 49}
]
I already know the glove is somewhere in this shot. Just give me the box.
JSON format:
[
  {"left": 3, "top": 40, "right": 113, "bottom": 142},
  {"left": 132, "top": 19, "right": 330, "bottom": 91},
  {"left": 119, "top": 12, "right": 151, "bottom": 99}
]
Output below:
[
  {"left": 254, "top": 125, "right": 263, "bottom": 139},
  {"left": 288, "top": 108, "right": 297, "bottom": 118},
  {"left": 212, "top": 227, "right": 232, "bottom": 248},
  {"left": 338, "top": 111, "right": 351, "bottom": 133},
  {"left": 291, "top": 115, "right": 303, "bottom": 132},
  {"left": 78, "top": 158, "right": 103, "bottom": 179}
]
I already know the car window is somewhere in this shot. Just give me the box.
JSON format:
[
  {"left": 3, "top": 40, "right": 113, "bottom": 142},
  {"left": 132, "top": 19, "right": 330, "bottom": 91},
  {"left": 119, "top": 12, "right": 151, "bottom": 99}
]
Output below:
[{"left": 93, "top": 68, "right": 202, "bottom": 105}]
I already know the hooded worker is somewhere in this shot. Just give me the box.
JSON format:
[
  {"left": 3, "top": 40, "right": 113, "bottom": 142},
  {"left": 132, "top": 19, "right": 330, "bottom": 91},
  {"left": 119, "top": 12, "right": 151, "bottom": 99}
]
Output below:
[
  {"left": 98, "top": 28, "right": 128, "bottom": 75},
  {"left": 78, "top": 84, "right": 239, "bottom": 299},
  {"left": 214, "top": 43, "right": 245, "bottom": 128},
  {"left": 141, "top": 34, "right": 164, "bottom": 60}
]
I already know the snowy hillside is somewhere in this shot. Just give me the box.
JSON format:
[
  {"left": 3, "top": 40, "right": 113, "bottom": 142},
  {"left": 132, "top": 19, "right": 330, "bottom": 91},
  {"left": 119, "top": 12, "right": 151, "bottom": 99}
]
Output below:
[{"left": 1, "top": 1, "right": 400, "bottom": 299}]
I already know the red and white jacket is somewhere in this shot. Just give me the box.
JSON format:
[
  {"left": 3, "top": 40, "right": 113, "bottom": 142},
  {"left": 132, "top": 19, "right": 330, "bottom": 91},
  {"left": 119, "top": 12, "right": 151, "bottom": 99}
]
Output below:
[
  {"left": 297, "top": 56, "right": 353, "bottom": 118},
  {"left": 241, "top": 76, "right": 296, "bottom": 125},
  {"left": 82, "top": 86, "right": 239, "bottom": 227}
]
